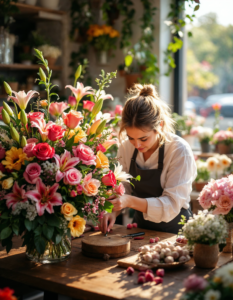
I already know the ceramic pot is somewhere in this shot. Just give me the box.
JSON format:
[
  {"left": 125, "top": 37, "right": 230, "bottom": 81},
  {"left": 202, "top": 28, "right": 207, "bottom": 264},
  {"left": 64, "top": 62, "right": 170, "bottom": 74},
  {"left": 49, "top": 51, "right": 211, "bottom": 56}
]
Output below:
[
  {"left": 182, "top": 135, "right": 195, "bottom": 149},
  {"left": 200, "top": 142, "right": 210, "bottom": 153},
  {"left": 45, "top": 57, "right": 57, "bottom": 67},
  {"left": 40, "top": 0, "right": 59, "bottom": 10},
  {"left": 222, "top": 222, "right": 233, "bottom": 253},
  {"left": 193, "top": 243, "right": 219, "bottom": 268},
  {"left": 217, "top": 143, "right": 231, "bottom": 154},
  {"left": 194, "top": 181, "right": 208, "bottom": 192}
]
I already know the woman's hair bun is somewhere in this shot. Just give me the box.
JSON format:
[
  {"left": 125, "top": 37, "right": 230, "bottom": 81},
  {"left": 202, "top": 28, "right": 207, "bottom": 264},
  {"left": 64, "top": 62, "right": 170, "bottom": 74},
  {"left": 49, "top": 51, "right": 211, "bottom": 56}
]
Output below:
[{"left": 129, "top": 84, "right": 157, "bottom": 98}]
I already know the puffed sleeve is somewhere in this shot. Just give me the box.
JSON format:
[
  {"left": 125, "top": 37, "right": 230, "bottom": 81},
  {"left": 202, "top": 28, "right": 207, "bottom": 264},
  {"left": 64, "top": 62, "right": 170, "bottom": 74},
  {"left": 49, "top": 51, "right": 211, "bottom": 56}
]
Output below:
[{"left": 143, "top": 142, "right": 197, "bottom": 223}]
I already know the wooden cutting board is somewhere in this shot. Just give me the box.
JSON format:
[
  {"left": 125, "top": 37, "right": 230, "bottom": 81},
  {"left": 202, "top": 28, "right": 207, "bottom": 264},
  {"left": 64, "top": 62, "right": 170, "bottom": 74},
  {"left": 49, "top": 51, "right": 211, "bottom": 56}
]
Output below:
[{"left": 82, "top": 233, "right": 131, "bottom": 259}]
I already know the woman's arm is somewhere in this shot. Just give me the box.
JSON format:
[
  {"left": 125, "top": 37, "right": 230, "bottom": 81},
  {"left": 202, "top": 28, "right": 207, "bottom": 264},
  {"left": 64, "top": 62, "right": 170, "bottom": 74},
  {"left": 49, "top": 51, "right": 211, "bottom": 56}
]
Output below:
[{"left": 109, "top": 194, "right": 148, "bottom": 213}]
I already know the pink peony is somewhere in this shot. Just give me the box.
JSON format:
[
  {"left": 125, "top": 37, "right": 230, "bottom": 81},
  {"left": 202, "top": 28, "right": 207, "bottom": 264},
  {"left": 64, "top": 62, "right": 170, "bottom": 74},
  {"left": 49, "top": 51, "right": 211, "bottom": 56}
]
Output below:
[
  {"left": 49, "top": 102, "right": 69, "bottom": 117},
  {"left": 113, "top": 183, "right": 125, "bottom": 196},
  {"left": 63, "top": 168, "right": 82, "bottom": 185},
  {"left": 23, "top": 143, "right": 36, "bottom": 158},
  {"left": 183, "top": 274, "right": 207, "bottom": 292},
  {"left": 83, "top": 100, "right": 95, "bottom": 112},
  {"left": 114, "top": 105, "right": 123, "bottom": 115},
  {"left": 0, "top": 145, "right": 6, "bottom": 160},
  {"left": 73, "top": 144, "right": 96, "bottom": 166},
  {"left": 96, "top": 144, "right": 106, "bottom": 153},
  {"left": 23, "top": 163, "right": 41, "bottom": 184}
]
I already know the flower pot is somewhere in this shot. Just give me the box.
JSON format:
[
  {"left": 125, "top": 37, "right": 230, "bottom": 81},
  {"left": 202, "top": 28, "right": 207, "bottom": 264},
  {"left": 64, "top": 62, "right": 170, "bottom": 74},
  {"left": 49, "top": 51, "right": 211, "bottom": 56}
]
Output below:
[
  {"left": 96, "top": 51, "right": 109, "bottom": 65},
  {"left": 125, "top": 73, "right": 141, "bottom": 92},
  {"left": 119, "top": 69, "right": 125, "bottom": 77},
  {"left": 217, "top": 143, "right": 231, "bottom": 154},
  {"left": 222, "top": 222, "right": 233, "bottom": 253},
  {"left": 200, "top": 142, "right": 210, "bottom": 153},
  {"left": 26, "top": 235, "right": 71, "bottom": 264},
  {"left": 194, "top": 181, "right": 208, "bottom": 192},
  {"left": 193, "top": 243, "right": 219, "bottom": 268},
  {"left": 45, "top": 56, "right": 57, "bottom": 67},
  {"left": 182, "top": 135, "right": 195, "bottom": 149},
  {"left": 40, "top": 0, "right": 59, "bottom": 10}
]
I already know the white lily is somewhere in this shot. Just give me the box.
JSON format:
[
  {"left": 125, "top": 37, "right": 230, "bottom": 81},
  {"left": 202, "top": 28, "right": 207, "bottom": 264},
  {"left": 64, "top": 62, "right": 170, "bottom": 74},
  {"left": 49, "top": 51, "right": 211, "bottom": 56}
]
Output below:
[
  {"left": 95, "top": 90, "right": 113, "bottom": 102},
  {"left": 114, "top": 162, "right": 133, "bottom": 183}
]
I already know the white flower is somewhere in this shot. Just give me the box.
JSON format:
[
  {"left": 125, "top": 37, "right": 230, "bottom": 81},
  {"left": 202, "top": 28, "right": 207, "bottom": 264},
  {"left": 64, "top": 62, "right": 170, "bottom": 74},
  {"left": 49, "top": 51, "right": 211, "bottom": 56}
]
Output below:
[
  {"left": 215, "top": 262, "right": 233, "bottom": 287},
  {"left": 114, "top": 162, "right": 133, "bottom": 183},
  {"left": 219, "top": 155, "right": 232, "bottom": 169},
  {"left": 206, "top": 157, "right": 219, "bottom": 172},
  {"left": 95, "top": 90, "right": 113, "bottom": 102},
  {"left": 198, "top": 127, "right": 213, "bottom": 141},
  {"left": 204, "top": 290, "right": 221, "bottom": 300},
  {"left": 55, "top": 117, "right": 66, "bottom": 129}
]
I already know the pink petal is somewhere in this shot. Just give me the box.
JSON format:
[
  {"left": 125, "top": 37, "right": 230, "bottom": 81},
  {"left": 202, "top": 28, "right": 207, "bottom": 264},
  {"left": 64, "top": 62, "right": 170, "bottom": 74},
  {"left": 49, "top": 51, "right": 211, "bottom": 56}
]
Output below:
[
  {"left": 63, "top": 157, "right": 80, "bottom": 171},
  {"left": 54, "top": 154, "right": 61, "bottom": 168},
  {"left": 49, "top": 193, "right": 63, "bottom": 205},
  {"left": 102, "top": 94, "right": 113, "bottom": 101},
  {"left": 60, "top": 150, "right": 72, "bottom": 166},
  {"left": 48, "top": 183, "right": 59, "bottom": 196},
  {"left": 36, "top": 202, "right": 45, "bottom": 216},
  {"left": 56, "top": 170, "right": 64, "bottom": 182},
  {"left": 45, "top": 203, "right": 54, "bottom": 214},
  {"left": 6, "top": 198, "right": 17, "bottom": 209},
  {"left": 26, "top": 190, "right": 41, "bottom": 202},
  {"left": 36, "top": 178, "right": 46, "bottom": 196}
]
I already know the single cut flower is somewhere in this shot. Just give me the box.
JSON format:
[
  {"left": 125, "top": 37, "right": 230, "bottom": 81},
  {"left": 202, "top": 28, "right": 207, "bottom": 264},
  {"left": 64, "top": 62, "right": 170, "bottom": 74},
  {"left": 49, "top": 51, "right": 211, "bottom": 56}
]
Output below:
[
  {"left": 8, "top": 90, "right": 39, "bottom": 110},
  {"left": 26, "top": 178, "right": 62, "bottom": 216},
  {"left": 4, "top": 181, "right": 27, "bottom": 211},
  {"left": 65, "top": 82, "right": 94, "bottom": 102},
  {"left": 54, "top": 150, "right": 80, "bottom": 182},
  {"left": 114, "top": 162, "right": 133, "bottom": 182}
]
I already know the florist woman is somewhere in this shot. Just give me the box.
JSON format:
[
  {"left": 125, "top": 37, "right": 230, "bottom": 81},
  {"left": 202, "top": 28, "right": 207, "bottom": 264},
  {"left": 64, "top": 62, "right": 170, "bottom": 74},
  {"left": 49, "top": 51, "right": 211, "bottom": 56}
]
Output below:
[{"left": 99, "top": 84, "right": 197, "bottom": 234}]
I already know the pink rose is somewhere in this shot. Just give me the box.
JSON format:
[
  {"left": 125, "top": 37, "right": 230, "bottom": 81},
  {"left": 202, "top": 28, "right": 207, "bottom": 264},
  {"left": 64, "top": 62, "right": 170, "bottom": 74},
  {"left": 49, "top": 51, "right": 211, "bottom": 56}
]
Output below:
[
  {"left": 62, "top": 110, "right": 83, "bottom": 129},
  {"left": 215, "top": 195, "right": 233, "bottom": 211},
  {"left": 63, "top": 168, "right": 82, "bottom": 185},
  {"left": 33, "top": 143, "right": 55, "bottom": 160},
  {"left": 96, "top": 144, "right": 106, "bottom": 153},
  {"left": 68, "top": 96, "right": 76, "bottom": 108},
  {"left": 212, "top": 207, "right": 232, "bottom": 215},
  {"left": 101, "top": 171, "right": 116, "bottom": 187},
  {"left": 73, "top": 144, "right": 96, "bottom": 166},
  {"left": 83, "top": 100, "right": 95, "bottom": 112},
  {"left": 70, "top": 190, "right": 77, "bottom": 197},
  {"left": 82, "top": 173, "right": 100, "bottom": 196},
  {"left": 23, "top": 163, "right": 41, "bottom": 184},
  {"left": 49, "top": 102, "right": 69, "bottom": 117},
  {"left": 48, "top": 124, "right": 66, "bottom": 142},
  {"left": 183, "top": 274, "right": 207, "bottom": 292},
  {"left": 76, "top": 184, "right": 83, "bottom": 195},
  {"left": 114, "top": 105, "right": 123, "bottom": 115},
  {"left": 114, "top": 183, "right": 125, "bottom": 196},
  {"left": 0, "top": 106, "right": 3, "bottom": 120},
  {"left": 23, "top": 143, "right": 36, "bottom": 158},
  {"left": 27, "top": 138, "right": 38, "bottom": 144},
  {"left": 0, "top": 145, "right": 6, "bottom": 160},
  {"left": 28, "top": 112, "right": 44, "bottom": 123}
]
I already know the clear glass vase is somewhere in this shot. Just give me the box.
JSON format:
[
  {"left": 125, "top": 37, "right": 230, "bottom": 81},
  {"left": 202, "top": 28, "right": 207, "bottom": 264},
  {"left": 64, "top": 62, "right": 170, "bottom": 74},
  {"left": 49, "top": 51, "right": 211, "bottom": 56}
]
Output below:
[{"left": 26, "top": 235, "right": 71, "bottom": 264}]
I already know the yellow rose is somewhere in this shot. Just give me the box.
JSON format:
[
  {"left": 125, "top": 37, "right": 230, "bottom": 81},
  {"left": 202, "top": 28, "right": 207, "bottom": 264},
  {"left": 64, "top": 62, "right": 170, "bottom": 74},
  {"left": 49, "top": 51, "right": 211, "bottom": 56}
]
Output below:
[
  {"left": 68, "top": 215, "right": 86, "bottom": 237},
  {"left": 61, "top": 203, "right": 78, "bottom": 221},
  {"left": 96, "top": 151, "right": 109, "bottom": 169},
  {"left": 2, "top": 177, "right": 13, "bottom": 190},
  {"left": 67, "top": 127, "right": 86, "bottom": 143}
]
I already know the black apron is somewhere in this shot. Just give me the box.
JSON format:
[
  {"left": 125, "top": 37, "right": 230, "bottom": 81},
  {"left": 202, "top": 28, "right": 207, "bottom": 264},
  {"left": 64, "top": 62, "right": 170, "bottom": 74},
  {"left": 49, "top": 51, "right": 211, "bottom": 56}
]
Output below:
[{"left": 130, "top": 144, "right": 192, "bottom": 234}]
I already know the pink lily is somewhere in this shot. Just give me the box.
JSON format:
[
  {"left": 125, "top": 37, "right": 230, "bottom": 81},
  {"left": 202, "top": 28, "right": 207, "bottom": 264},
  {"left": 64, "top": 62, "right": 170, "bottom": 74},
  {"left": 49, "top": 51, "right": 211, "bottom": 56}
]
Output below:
[
  {"left": 8, "top": 90, "right": 39, "bottom": 110},
  {"left": 54, "top": 150, "right": 80, "bottom": 182},
  {"left": 30, "top": 119, "right": 54, "bottom": 142},
  {"left": 102, "top": 138, "right": 118, "bottom": 150},
  {"left": 4, "top": 182, "right": 27, "bottom": 211},
  {"left": 65, "top": 82, "right": 94, "bottom": 102},
  {"left": 26, "top": 178, "right": 62, "bottom": 216}
]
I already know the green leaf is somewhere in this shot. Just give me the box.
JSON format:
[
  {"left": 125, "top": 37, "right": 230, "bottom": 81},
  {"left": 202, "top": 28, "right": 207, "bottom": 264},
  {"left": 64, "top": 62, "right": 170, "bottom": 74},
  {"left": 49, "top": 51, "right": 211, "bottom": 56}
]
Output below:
[
  {"left": 135, "top": 175, "right": 141, "bottom": 181},
  {"left": 194, "top": 5, "right": 199, "bottom": 11},
  {"left": 0, "top": 227, "right": 12, "bottom": 240},
  {"left": 34, "top": 235, "right": 46, "bottom": 254},
  {"left": 66, "top": 135, "right": 75, "bottom": 150},
  {"left": 12, "top": 223, "right": 19, "bottom": 235},
  {"left": 188, "top": 31, "right": 192, "bottom": 37},
  {"left": 42, "top": 224, "right": 54, "bottom": 240},
  {"left": 24, "top": 219, "right": 33, "bottom": 231},
  {"left": 47, "top": 214, "right": 61, "bottom": 228},
  {"left": 37, "top": 215, "right": 45, "bottom": 225},
  {"left": 79, "top": 165, "right": 91, "bottom": 172},
  {"left": 34, "top": 225, "right": 42, "bottom": 236},
  {"left": 124, "top": 55, "right": 133, "bottom": 67},
  {"left": 0, "top": 212, "right": 9, "bottom": 219},
  {"left": 0, "top": 125, "right": 10, "bottom": 133},
  {"left": 55, "top": 234, "right": 62, "bottom": 245},
  {"left": 103, "top": 200, "right": 114, "bottom": 213}
]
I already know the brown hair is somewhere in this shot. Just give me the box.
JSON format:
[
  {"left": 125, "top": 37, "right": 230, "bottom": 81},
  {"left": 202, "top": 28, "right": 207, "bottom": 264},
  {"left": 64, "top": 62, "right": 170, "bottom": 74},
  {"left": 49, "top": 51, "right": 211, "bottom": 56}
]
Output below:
[{"left": 119, "top": 84, "right": 175, "bottom": 146}]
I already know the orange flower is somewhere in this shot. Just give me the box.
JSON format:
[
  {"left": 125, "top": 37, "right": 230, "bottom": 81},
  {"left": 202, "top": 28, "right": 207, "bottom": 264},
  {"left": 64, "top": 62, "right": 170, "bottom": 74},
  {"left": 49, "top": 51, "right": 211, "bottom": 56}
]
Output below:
[
  {"left": 62, "top": 110, "right": 83, "bottom": 129},
  {"left": 40, "top": 100, "right": 48, "bottom": 107},
  {"left": 68, "top": 215, "right": 86, "bottom": 237},
  {"left": 96, "top": 151, "right": 109, "bottom": 169},
  {"left": 212, "top": 103, "right": 221, "bottom": 111},
  {"left": 61, "top": 203, "right": 77, "bottom": 221}
]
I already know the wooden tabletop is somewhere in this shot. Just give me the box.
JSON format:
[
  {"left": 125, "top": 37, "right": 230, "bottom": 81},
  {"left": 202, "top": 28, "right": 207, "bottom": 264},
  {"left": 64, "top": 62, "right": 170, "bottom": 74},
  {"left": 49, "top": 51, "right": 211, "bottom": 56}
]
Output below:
[{"left": 0, "top": 225, "right": 232, "bottom": 300}]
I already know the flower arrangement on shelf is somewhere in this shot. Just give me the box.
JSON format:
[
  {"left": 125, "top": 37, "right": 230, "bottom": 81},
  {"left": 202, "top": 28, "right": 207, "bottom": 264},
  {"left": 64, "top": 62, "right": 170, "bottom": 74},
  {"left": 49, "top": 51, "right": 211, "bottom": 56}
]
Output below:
[
  {"left": 195, "top": 159, "right": 210, "bottom": 183},
  {"left": 182, "top": 262, "right": 233, "bottom": 300},
  {"left": 190, "top": 126, "right": 213, "bottom": 144},
  {"left": 0, "top": 49, "right": 134, "bottom": 263},
  {"left": 87, "top": 24, "right": 120, "bottom": 52},
  {"left": 212, "top": 130, "right": 233, "bottom": 146}
]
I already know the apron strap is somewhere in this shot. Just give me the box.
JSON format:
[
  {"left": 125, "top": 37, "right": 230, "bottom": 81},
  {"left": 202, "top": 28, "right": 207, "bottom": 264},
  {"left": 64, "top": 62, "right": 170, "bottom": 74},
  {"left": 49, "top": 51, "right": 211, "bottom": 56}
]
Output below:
[
  {"left": 131, "top": 148, "right": 138, "bottom": 161},
  {"left": 158, "top": 143, "right": 165, "bottom": 169}
]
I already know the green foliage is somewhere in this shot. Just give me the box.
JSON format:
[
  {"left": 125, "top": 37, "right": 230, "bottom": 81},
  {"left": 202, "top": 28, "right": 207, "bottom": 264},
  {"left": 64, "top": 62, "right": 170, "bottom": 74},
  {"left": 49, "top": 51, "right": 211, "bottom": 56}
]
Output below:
[{"left": 0, "top": 0, "right": 18, "bottom": 28}]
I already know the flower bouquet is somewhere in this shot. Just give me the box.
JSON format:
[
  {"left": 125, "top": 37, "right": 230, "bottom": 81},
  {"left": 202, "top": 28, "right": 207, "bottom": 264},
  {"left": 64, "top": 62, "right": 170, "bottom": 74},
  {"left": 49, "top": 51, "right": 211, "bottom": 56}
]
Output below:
[
  {"left": 212, "top": 130, "right": 233, "bottom": 154},
  {"left": 0, "top": 49, "right": 132, "bottom": 263},
  {"left": 190, "top": 126, "right": 213, "bottom": 153}
]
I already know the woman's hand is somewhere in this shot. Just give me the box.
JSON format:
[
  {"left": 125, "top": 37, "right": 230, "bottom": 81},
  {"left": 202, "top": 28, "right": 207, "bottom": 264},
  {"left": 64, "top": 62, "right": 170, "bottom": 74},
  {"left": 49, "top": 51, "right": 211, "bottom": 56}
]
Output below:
[
  {"left": 99, "top": 211, "right": 117, "bottom": 234},
  {"left": 108, "top": 194, "right": 129, "bottom": 211}
]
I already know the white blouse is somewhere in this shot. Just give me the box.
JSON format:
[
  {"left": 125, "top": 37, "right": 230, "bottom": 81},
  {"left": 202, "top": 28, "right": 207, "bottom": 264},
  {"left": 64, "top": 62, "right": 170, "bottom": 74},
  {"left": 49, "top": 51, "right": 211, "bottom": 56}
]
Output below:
[{"left": 117, "top": 133, "right": 197, "bottom": 223}]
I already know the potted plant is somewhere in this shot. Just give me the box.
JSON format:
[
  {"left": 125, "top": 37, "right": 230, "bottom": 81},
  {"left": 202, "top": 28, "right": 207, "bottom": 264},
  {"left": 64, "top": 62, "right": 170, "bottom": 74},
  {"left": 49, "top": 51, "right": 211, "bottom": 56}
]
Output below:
[
  {"left": 198, "top": 174, "right": 233, "bottom": 253},
  {"left": 212, "top": 130, "right": 233, "bottom": 154},
  {"left": 194, "top": 159, "right": 210, "bottom": 192},
  {"left": 37, "top": 44, "right": 61, "bottom": 66},
  {"left": 180, "top": 210, "right": 228, "bottom": 268},
  {"left": 86, "top": 24, "right": 119, "bottom": 64},
  {"left": 191, "top": 126, "right": 213, "bottom": 153}
]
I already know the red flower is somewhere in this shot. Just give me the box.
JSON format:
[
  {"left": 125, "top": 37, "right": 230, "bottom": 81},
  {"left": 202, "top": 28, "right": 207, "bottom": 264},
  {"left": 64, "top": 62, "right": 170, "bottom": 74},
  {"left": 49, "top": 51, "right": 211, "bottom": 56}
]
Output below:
[
  {"left": 48, "top": 124, "right": 66, "bottom": 142},
  {"left": 96, "top": 144, "right": 106, "bottom": 153},
  {"left": 0, "top": 287, "right": 17, "bottom": 300},
  {"left": 32, "top": 143, "right": 55, "bottom": 160},
  {"left": 101, "top": 170, "right": 116, "bottom": 187},
  {"left": 83, "top": 100, "right": 95, "bottom": 112}
]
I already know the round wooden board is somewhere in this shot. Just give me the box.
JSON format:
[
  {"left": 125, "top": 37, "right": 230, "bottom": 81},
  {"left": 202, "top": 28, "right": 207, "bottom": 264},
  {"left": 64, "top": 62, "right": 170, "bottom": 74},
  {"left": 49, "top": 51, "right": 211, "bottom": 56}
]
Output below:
[{"left": 82, "top": 234, "right": 131, "bottom": 259}]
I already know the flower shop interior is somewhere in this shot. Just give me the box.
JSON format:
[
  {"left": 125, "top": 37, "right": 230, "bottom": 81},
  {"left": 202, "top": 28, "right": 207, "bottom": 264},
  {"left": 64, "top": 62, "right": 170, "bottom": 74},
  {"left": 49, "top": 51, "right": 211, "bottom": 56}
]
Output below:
[{"left": 1, "top": 0, "right": 233, "bottom": 300}]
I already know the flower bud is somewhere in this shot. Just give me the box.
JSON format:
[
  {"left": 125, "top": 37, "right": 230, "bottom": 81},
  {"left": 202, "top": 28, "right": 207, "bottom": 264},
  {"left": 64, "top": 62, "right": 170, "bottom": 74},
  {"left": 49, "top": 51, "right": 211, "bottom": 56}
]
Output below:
[
  {"left": 3, "top": 101, "right": 13, "bottom": 116},
  {"left": 10, "top": 127, "right": 19, "bottom": 143},
  {"left": 92, "top": 99, "right": 103, "bottom": 118},
  {"left": 75, "top": 65, "right": 82, "bottom": 80},
  {"left": 39, "top": 67, "right": 47, "bottom": 82},
  {"left": 20, "top": 136, "right": 27, "bottom": 147},
  {"left": 3, "top": 81, "right": 12, "bottom": 96},
  {"left": 96, "top": 120, "right": 106, "bottom": 135},
  {"left": 2, "top": 177, "right": 13, "bottom": 190},
  {"left": 20, "top": 110, "right": 27, "bottom": 125},
  {"left": 2, "top": 109, "right": 10, "bottom": 125}
]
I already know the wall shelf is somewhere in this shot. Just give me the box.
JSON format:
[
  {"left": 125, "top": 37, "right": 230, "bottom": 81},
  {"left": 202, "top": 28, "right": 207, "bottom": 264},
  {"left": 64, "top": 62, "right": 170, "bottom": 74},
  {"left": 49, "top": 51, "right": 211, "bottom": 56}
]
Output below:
[
  {"left": 13, "top": 2, "right": 66, "bottom": 15},
  {"left": 0, "top": 64, "right": 62, "bottom": 71}
]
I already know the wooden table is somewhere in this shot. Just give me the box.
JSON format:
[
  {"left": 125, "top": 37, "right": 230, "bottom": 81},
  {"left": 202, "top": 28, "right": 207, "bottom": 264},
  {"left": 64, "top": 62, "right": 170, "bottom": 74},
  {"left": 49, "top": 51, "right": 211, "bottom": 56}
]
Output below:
[{"left": 0, "top": 225, "right": 232, "bottom": 300}]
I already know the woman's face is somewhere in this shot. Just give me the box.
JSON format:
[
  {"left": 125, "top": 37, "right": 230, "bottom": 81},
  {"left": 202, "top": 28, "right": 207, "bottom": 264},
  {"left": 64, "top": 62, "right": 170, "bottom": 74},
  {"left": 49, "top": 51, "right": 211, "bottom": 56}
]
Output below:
[{"left": 126, "top": 127, "right": 159, "bottom": 153}]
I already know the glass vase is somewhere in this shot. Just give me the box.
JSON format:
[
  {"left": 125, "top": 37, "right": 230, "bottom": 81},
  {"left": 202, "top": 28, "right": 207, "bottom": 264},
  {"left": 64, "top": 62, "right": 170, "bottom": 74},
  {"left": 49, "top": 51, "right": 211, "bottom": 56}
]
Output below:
[{"left": 26, "top": 235, "right": 71, "bottom": 264}]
